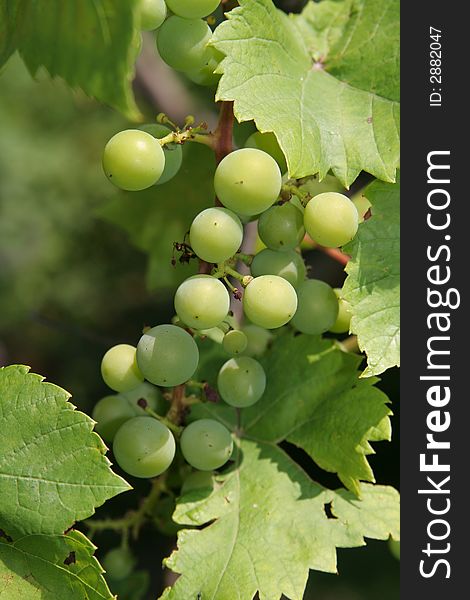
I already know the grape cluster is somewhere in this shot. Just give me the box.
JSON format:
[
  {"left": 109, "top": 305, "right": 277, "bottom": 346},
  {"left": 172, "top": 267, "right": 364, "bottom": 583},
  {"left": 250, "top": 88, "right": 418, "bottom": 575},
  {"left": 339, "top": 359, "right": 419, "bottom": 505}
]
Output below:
[{"left": 96, "top": 0, "right": 360, "bottom": 485}]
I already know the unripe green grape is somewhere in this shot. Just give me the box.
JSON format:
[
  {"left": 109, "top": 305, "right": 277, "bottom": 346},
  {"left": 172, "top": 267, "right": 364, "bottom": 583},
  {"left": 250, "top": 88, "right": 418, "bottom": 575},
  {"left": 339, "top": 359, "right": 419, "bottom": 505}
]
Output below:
[
  {"left": 258, "top": 202, "right": 305, "bottom": 251},
  {"left": 217, "top": 356, "right": 266, "bottom": 407},
  {"left": 185, "top": 44, "right": 223, "bottom": 87},
  {"left": 101, "top": 344, "right": 144, "bottom": 393},
  {"left": 304, "top": 192, "right": 358, "bottom": 248},
  {"left": 166, "top": 0, "right": 220, "bottom": 19},
  {"left": 291, "top": 279, "right": 339, "bottom": 335},
  {"left": 180, "top": 419, "right": 233, "bottom": 471},
  {"left": 174, "top": 275, "right": 230, "bottom": 330},
  {"left": 92, "top": 395, "right": 136, "bottom": 443},
  {"left": 243, "top": 275, "right": 298, "bottom": 329},
  {"left": 157, "top": 17, "right": 212, "bottom": 72},
  {"left": 241, "top": 324, "right": 272, "bottom": 357},
  {"left": 251, "top": 248, "right": 306, "bottom": 288},
  {"left": 190, "top": 207, "right": 243, "bottom": 264},
  {"left": 245, "top": 131, "right": 287, "bottom": 173},
  {"left": 102, "top": 547, "right": 135, "bottom": 581},
  {"left": 352, "top": 193, "right": 372, "bottom": 223},
  {"left": 140, "top": 124, "right": 183, "bottom": 185},
  {"left": 140, "top": 0, "right": 167, "bottom": 31},
  {"left": 196, "top": 325, "right": 225, "bottom": 344},
  {"left": 214, "top": 148, "right": 282, "bottom": 216},
  {"left": 136, "top": 324, "right": 199, "bottom": 387},
  {"left": 120, "top": 381, "right": 166, "bottom": 415},
  {"left": 289, "top": 195, "right": 305, "bottom": 214},
  {"left": 181, "top": 470, "right": 214, "bottom": 494},
  {"left": 329, "top": 288, "right": 352, "bottom": 334},
  {"left": 102, "top": 130, "right": 165, "bottom": 191},
  {"left": 113, "top": 416, "right": 176, "bottom": 478},
  {"left": 222, "top": 330, "right": 248, "bottom": 356}
]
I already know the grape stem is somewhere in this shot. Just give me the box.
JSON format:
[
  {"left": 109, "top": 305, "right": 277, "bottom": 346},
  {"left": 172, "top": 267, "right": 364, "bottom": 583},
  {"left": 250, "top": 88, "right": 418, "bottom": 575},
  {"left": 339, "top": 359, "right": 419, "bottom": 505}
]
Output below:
[
  {"left": 317, "top": 245, "right": 350, "bottom": 266},
  {"left": 213, "top": 101, "right": 234, "bottom": 164},
  {"left": 338, "top": 335, "right": 360, "bottom": 354},
  {"left": 166, "top": 384, "right": 188, "bottom": 426},
  {"left": 281, "top": 182, "right": 313, "bottom": 207},
  {"left": 84, "top": 476, "right": 166, "bottom": 540},
  {"left": 158, "top": 128, "right": 215, "bottom": 149},
  {"left": 234, "top": 252, "right": 254, "bottom": 266},
  {"left": 144, "top": 406, "right": 183, "bottom": 436}
]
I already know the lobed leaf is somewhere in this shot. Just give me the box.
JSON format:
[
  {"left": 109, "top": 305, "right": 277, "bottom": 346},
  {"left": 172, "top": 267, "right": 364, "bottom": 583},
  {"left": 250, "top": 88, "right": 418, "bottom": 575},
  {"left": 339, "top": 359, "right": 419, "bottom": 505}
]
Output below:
[
  {"left": 162, "top": 440, "right": 399, "bottom": 600},
  {"left": 0, "top": 0, "right": 140, "bottom": 119},
  {"left": 0, "top": 530, "right": 114, "bottom": 599},
  {"left": 212, "top": 0, "right": 400, "bottom": 187},
  {"left": 0, "top": 365, "right": 130, "bottom": 538},
  {"left": 343, "top": 177, "right": 400, "bottom": 376},
  {"left": 193, "top": 334, "right": 392, "bottom": 495}
]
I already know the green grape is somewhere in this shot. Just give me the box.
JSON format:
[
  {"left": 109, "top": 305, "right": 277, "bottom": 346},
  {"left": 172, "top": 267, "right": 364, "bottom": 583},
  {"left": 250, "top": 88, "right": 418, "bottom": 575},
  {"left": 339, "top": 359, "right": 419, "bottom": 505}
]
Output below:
[
  {"left": 222, "top": 330, "right": 248, "bottom": 356},
  {"left": 101, "top": 344, "right": 144, "bottom": 393},
  {"left": 102, "top": 130, "right": 165, "bottom": 191},
  {"left": 304, "top": 192, "right": 358, "bottom": 248},
  {"left": 140, "top": 124, "right": 183, "bottom": 185},
  {"left": 217, "top": 356, "right": 266, "bottom": 407},
  {"left": 185, "top": 44, "right": 223, "bottom": 86},
  {"left": 136, "top": 324, "right": 199, "bottom": 387},
  {"left": 243, "top": 275, "right": 298, "bottom": 329},
  {"left": 329, "top": 288, "right": 352, "bottom": 334},
  {"left": 352, "top": 192, "right": 372, "bottom": 223},
  {"left": 291, "top": 279, "right": 339, "bottom": 335},
  {"left": 241, "top": 324, "right": 272, "bottom": 357},
  {"left": 174, "top": 275, "right": 230, "bottom": 330},
  {"left": 257, "top": 202, "right": 305, "bottom": 251},
  {"left": 157, "top": 16, "right": 212, "bottom": 72},
  {"left": 92, "top": 395, "right": 135, "bottom": 443},
  {"left": 140, "top": 0, "right": 167, "bottom": 31},
  {"left": 214, "top": 148, "right": 282, "bottom": 216},
  {"left": 289, "top": 195, "right": 305, "bottom": 214},
  {"left": 251, "top": 248, "right": 306, "bottom": 288},
  {"left": 181, "top": 470, "right": 214, "bottom": 494},
  {"left": 166, "top": 0, "right": 220, "bottom": 19},
  {"left": 245, "top": 131, "right": 287, "bottom": 173},
  {"left": 120, "top": 381, "right": 166, "bottom": 415},
  {"left": 196, "top": 325, "right": 225, "bottom": 344},
  {"left": 102, "top": 547, "right": 135, "bottom": 581},
  {"left": 190, "top": 207, "right": 243, "bottom": 264},
  {"left": 113, "top": 416, "right": 176, "bottom": 478},
  {"left": 180, "top": 419, "right": 233, "bottom": 471}
]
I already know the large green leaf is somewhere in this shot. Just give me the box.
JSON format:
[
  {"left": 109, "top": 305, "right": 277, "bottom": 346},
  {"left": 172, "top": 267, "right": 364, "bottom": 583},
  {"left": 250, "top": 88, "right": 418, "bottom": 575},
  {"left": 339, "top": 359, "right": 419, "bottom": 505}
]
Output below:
[
  {"left": 343, "top": 177, "right": 400, "bottom": 376},
  {"left": 0, "top": 530, "right": 114, "bottom": 599},
  {"left": 99, "top": 143, "right": 217, "bottom": 290},
  {"left": 0, "top": 366, "right": 130, "bottom": 538},
  {"left": 193, "top": 333, "right": 391, "bottom": 495},
  {"left": 162, "top": 440, "right": 399, "bottom": 600},
  {"left": 0, "top": 0, "right": 139, "bottom": 119},
  {"left": 212, "top": 0, "right": 400, "bottom": 187}
]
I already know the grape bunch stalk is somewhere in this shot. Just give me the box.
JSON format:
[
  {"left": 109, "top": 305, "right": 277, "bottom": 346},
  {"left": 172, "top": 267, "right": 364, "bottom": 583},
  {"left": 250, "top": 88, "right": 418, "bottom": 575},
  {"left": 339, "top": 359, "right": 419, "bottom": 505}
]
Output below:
[{"left": 92, "top": 0, "right": 360, "bottom": 573}]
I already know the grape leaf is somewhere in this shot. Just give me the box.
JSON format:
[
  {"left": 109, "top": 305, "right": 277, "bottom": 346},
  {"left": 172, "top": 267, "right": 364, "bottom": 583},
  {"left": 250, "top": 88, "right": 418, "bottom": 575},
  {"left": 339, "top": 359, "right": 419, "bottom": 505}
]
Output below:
[
  {"left": 0, "top": 365, "right": 130, "bottom": 538},
  {"left": 193, "top": 333, "right": 391, "bottom": 495},
  {"left": 343, "top": 177, "right": 400, "bottom": 376},
  {"left": 0, "top": 530, "right": 114, "bottom": 599},
  {"left": 212, "top": 0, "right": 400, "bottom": 187},
  {"left": 99, "top": 143, "right": 217, "bottom": 290},
  {"left": 162, "top": 440, "right": 399, "bottom": 600},
  {"left": 0, "top": 0, "right": 139, "bottom": 119}
]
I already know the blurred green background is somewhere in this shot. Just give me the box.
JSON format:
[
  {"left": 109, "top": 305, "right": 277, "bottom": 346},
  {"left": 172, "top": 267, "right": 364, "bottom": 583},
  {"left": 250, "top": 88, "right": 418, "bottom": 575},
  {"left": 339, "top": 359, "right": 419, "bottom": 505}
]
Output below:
[{"left": 0, "top": 43, "right": 399, "bottom": 600}]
